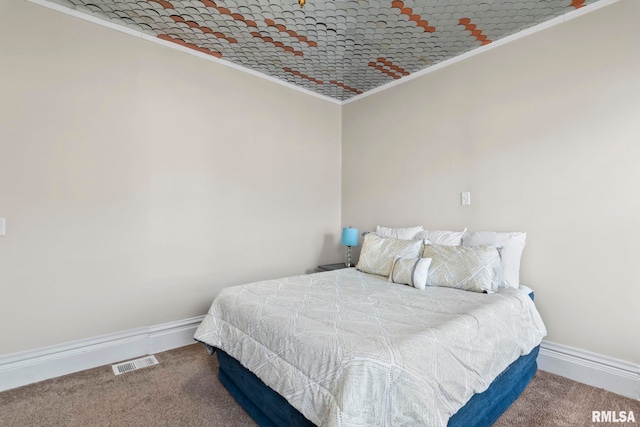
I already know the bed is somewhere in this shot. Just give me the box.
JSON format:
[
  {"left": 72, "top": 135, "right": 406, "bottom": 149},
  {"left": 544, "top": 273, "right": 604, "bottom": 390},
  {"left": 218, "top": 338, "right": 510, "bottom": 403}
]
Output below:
[
  {"left": 194, "top": 264, "right": 546, "bottom": 426},
  {"left": 214, "top": 342, "right": 539, "bottom": 427}
]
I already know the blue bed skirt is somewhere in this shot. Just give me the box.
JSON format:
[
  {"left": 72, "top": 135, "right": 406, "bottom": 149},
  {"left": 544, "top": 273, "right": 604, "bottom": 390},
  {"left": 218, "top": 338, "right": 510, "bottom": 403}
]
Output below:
[{"left": 214, "top": 345, "right": 539, "bottom": 427}]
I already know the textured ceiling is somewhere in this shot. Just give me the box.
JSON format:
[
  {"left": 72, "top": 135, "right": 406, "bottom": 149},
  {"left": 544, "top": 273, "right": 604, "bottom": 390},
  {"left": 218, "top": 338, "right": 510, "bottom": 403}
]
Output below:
[{"left": 46, "top": 0, "right": 600, "bottom": 100}]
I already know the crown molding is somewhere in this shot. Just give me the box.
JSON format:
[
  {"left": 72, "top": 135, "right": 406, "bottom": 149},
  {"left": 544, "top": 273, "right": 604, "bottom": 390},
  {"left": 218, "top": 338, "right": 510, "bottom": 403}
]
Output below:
[
  {"left": 25, "top": 0, "right": 342, "bottom": 105},
  {"left": 26, "top": 0, "right": 622, "bottom": 107},
  {"left": 343, "top": 0, "right": 622, "bottom": 105}
]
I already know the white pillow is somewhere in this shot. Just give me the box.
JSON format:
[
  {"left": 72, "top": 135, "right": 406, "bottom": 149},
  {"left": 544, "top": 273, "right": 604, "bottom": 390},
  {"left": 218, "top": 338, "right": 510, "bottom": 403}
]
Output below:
[
  {"left": 388, "top": 257, "right": 432, "bottom": 290},
  {"left": 375, "top": 225, "right": 424, "bottom": 240},
  {"left": 415, "top": 228, "right": 467, "bottom": 246},
  {"left": 356, "top": 234, "right": 423, "bottom": 277},
  {"left": 462, "top": 231, "right": 526, "bottom": 288}
]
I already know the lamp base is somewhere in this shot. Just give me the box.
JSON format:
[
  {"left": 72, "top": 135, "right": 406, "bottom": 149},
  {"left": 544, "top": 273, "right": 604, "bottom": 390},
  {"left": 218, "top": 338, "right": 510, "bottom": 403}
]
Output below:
[{"left": 345, "top": 246, "right": 354, "bottom": 268}]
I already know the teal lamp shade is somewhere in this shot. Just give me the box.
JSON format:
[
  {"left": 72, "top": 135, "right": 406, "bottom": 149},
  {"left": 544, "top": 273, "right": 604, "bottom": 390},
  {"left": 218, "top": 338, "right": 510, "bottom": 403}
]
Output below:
[
  {"left": 341, "top": 227, "right": 359, "bottom": 247},
  {"left": 341, "top": 227, "right": 358, "bottom": 267}
]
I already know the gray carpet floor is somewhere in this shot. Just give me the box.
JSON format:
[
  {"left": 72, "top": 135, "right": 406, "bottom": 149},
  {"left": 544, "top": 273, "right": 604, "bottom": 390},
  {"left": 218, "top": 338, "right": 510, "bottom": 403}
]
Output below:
[{"left": 0, "top": 344, "right": 637, "bottom": 426}]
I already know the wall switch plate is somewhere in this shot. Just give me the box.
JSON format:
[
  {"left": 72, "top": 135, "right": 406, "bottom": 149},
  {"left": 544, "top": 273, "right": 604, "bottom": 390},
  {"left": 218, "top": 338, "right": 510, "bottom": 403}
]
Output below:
[
  {"left": 461, "top": 192, "right": 471, "bottom": 206},
  {"left": 0, "top": 218, "right": 4, "bottom": 236}
]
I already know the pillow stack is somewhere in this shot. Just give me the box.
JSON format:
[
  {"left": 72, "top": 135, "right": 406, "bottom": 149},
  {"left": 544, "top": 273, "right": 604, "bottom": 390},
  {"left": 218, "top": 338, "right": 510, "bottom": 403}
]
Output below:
[{"left": 356, "top": 225, "right": 526, "bottom": 293}]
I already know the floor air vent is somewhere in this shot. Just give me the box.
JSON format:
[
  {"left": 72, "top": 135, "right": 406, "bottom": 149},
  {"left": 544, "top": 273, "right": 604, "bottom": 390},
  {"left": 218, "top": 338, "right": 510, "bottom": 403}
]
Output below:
[{"left": 112, "top": 355, "right": 159, "bottom": 375}]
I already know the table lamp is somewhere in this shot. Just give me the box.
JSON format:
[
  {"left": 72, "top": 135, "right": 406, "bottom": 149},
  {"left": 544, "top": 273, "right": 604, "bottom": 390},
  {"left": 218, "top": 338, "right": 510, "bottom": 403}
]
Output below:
[{"left": 341, "top": 227, "right": 358, "bottom": 267}]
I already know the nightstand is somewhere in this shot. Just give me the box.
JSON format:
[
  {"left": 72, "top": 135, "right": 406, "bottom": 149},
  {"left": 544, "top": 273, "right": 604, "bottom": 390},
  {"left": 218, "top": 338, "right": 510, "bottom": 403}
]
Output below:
[{"left": 317, "top": 263, "right": 353, "bottom": 272}]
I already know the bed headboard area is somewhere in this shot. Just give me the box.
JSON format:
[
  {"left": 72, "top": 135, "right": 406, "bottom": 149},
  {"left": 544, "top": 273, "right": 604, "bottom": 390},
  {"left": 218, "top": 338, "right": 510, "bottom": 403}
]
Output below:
[{"left": 355, "top": 225, "right": 527, "bottom": 293}]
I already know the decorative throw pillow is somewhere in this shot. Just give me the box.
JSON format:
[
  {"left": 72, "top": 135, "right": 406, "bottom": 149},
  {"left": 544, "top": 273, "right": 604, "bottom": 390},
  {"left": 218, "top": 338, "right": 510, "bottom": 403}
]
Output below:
[
  {"left": 462, "top": 231, "right": 526, "bottom": 288},
  {"left": 415, "top": 228, "right": 467, "bottom": 246},
  {"left": 389, "top": 257, "right": 432, "bottom": 290},
  {"left": 375, "top": 225, "right": 424, "bottom": 240},
  {"left": 423, "top": 244, "right": 503, "bottom": 293},
  {"left": 356, "top": 234, "right": 423, "bottom": 277}
]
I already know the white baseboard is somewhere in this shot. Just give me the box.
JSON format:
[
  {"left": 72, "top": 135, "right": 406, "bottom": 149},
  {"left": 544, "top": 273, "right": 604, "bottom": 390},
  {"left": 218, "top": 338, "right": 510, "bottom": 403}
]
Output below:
[
  {"left": 538, "top": 340, "right": 639, "bottom": 400},
  {"left": 0, "top": 316, "right": 204, "bottom": 392},
  {"left": 1, "top": 321, "right": 638, "bottom": 400}
]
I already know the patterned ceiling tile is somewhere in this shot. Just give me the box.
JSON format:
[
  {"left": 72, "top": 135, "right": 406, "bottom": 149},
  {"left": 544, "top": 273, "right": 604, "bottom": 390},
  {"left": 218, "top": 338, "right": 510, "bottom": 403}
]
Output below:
[{"left": 48, "top": 0, "right": 602, "bottom": 100}]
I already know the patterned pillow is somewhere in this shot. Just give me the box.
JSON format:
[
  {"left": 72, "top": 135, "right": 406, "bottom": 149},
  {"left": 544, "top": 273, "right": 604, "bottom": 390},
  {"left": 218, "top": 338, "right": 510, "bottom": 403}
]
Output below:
[
  {"left": 356, "top": 234, "right": 423, "bottom": 277},
  {"left": 388, "top": 257, "right": 432, "bottom": 290},
  {"left": 462, "top": 231, "right": 526, "bottom": 288},
  {"left": 422, "top": 244, "right": 503, "bottom": 293}
]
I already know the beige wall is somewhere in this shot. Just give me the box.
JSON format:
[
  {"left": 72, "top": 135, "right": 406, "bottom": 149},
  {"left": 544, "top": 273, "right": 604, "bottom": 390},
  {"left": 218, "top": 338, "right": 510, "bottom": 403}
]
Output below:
[
  {"left": 0, "top": 0, "right": 341, "bottom": 355},
  {"left": 343, "top": 0, "right": 640, "bottom": 363}
]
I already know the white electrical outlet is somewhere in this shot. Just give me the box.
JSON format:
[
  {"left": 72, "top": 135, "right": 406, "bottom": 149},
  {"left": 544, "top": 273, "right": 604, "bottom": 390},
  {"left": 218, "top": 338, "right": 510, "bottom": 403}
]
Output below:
[
  {"left": 0, "top": 218, "right": 5, "bottom": 236},
  {"left": 461, "top": 192, "right": 471, "bottom": 206}
]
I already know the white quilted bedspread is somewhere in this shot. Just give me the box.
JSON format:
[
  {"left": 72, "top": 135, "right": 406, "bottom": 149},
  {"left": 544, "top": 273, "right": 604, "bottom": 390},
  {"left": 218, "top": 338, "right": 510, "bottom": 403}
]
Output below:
[{"left": 194, "top": 268, "right": 547, "bottom": 427}]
